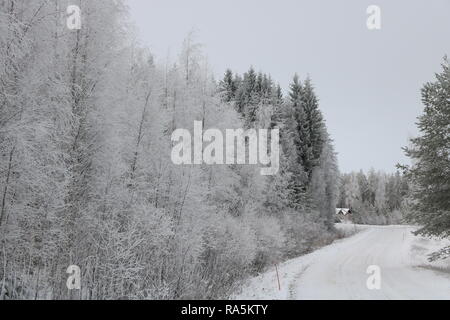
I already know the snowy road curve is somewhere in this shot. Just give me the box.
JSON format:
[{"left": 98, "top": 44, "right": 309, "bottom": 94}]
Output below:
[{"left": 235, "top": 225, "right": 450, "bottom": 300}]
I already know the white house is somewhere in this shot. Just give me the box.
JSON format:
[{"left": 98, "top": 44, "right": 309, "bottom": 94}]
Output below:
[{"left": 335, "top": 208, "right": 353, "bottom": 223}]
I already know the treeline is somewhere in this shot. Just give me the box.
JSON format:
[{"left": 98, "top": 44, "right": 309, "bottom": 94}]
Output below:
[
  {"left": 220, "top": 70, "right": 339, "bottom": 230},
  {"left": 0, "top": 1, "right": 338, "bottom": 300},
  {"left": 338, "top": 170, "right": 410, "bottom": 225}
]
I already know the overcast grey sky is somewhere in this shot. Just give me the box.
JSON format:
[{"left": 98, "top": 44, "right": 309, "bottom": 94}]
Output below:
[{"left": 128, "top": 0, "right": 450, "bottom": 173}]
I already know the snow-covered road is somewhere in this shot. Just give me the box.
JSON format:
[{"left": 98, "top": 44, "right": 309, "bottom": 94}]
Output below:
[{"left": 234, "top": 225, "right": 450, "bottom": 300}]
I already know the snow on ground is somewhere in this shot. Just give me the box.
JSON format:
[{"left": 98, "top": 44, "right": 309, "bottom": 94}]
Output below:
[{"left": 233, "top": 224, "right": 450, "bottom": 300}]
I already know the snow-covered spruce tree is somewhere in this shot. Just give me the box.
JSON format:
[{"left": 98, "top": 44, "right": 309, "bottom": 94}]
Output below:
[
  {"left": 310, "top": 135, "right": 339, "bottom": 229},
  {"left": 285, "top": 75, "right": 337, "bottom": 222},
  {"left": 299, "top": 77, "right": 327, "bottom": 179},
  {"left": 218, "top": 69, "right": 237, "bottom": 103},
  {"left": 401, "top": 57, "right": 450, "bottom": 260},
  {"left": 268, "top": 75, "right": 310, "bottom": 211}
]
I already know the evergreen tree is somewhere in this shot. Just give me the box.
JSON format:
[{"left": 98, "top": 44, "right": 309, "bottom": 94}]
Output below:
[
  {"left": 234, "top": 68, "right": 256, "bottom": 115},
  {"left": 402, "top": 57, "right": 450, "bottom": 255},
  {"left": 300, "top": 77, "right": 326, "bottom": 174},
  {"left": 275, "top": 84, "right": 283, "bottom": 104},
  {"left": 310, "top": 135, "right": 339, "bottom": 229},
  {"left": 219, "top": 69, "right": 236, "bottom": 102},
  {"left": 289, "top": 75, "right": 313, "bottom": 178}
]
